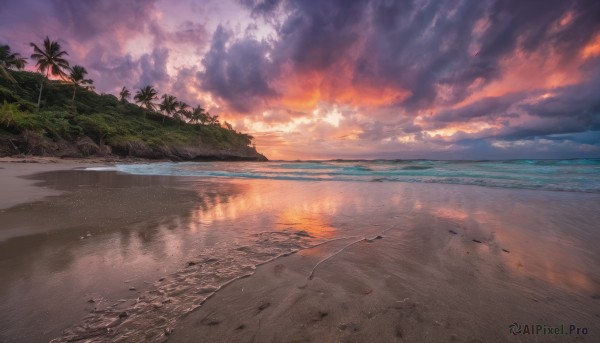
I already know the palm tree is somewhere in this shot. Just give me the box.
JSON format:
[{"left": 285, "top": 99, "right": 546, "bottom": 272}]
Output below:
[
  {"left": 0, "top": 44, "right": 27, "bottom": 82},
  {"left": 223, "top": 121, "right": 234, "bottom": 131},
  {"left": 174, "top": 101, "right": 190, "bottom": 122},
  {"left": 188, "top": 105, "right": 207, "bottom": 125},
  {"left": 69, "top": 65, "right": 93, "bottom": 102},
  {"left": 207, "top": 113, "right": 220, "bottom": 126},
  {"left": 172, "top": 101, "right": 191, "bottom": 128},
  {"left": 159, "top": 94, "right": 177, "bottom": 124},
  {"left": 119, "top": 86, "right": 130, "bottom": 103},
  {"left": 134, "top": 85, "right": 158, "bottom": 116},
  {"left": 30, "top": 37, "right": 70, "bottom": 109}
]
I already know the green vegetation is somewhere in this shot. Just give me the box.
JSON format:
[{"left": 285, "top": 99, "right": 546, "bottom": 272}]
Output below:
[
  {"left": 0, "top": 45, "right": 27, "bottom": 83},
  {"left": 68, "top": 65, "right": 93, "bottom": 102},
  {"left": 30, "top": 37, "right": 70, "bottom": 109},
  {"left": 0, "top": 40, "right": 265, "bottom": 161}
]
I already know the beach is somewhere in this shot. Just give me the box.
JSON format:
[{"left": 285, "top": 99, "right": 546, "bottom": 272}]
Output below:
[
  {"left": 3, "top": 1, "right": 599, "bottom": 341},
  {"left": 0, "top": 160, "right": 599, "bottom": 342}
]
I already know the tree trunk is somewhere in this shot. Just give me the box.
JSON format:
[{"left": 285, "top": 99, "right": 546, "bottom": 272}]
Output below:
[
  {"left": 38, "top": 71, "right": 48, "bottom": 111},
  {"left": 72, "top": 86, "right": 77, "bottom": 102}
]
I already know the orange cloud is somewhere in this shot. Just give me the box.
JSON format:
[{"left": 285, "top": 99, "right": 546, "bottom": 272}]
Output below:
[
  {"left": 452, "top": 43, "right": 585, "bottom": 110},
  {"left": 275, "top": 62, "right": 410, "bottom": 111},
  {"left": 582, "top": 33, "right": 600, "bottom": 59}
]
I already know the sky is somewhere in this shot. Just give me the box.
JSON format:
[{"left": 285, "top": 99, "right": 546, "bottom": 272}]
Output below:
[{"left": 1, "top": 0, "right": 599, "bottom": 160}]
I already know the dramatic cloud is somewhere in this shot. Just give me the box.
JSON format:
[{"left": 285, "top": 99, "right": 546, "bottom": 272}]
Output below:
[
  {"left": 1, "top": 0, "right": 599, "bottom": 159},
  {"left": 200, "top": 25, "right": 276, "bottom": 113}
]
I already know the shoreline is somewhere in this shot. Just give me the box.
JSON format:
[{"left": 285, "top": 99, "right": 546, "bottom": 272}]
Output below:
[
  {"left": 0, "top": 157, "right": 104, "bottom": 209},
  {"left": 0, "top": 155, "right": 185, "bottom": 209},
  {"left": 1, "top": 161, "right": 599, "bottom": 342}
]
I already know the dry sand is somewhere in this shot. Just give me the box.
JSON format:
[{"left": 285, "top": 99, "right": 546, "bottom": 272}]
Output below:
[{"left": 0, "top": 156, "right": 109, "bottom": 209}]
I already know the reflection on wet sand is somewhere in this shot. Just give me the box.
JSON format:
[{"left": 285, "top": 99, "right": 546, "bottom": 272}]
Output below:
[
  {"left": 188, "top": 179, "right": 600, "bottom": 297},
  {"left": 426, "top": 195, "right": 600, "bottom": 294},
  {"left": 0, "top": 171, "right": 245, "bottom": 343},
  {"left": 168, "top": 182, "right": 600, "bottom": 343}
]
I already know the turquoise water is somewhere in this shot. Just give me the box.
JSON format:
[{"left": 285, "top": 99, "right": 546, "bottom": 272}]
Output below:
[{"left": 91, "top": 159, "right": 600, "bottom": 193}]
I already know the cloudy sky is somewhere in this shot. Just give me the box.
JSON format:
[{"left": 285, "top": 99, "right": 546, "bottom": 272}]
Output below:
[{"left": 1, "top": 0, "right": 599, "bottom": 160}]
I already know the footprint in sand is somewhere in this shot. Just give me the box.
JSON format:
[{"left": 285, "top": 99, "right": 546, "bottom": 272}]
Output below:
[{"left": 257, "top": 301, "right": 271, "bottom": 313}]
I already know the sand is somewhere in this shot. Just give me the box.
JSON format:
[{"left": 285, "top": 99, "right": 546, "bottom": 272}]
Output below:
[
  {"left": 0, "top": 163, "right": 317, "bottom": 342},
  {"left": 1, "top": 160, "right": 599, "bottom": 343},
  {"left": 0, "top": 156, "right": 115, "bottom": 209},
  {"left": 168, "top": 215, "right": 600, "bottom": 343},
  {"left": 0, "top": 160, "right": 211, "bottom": 342}
]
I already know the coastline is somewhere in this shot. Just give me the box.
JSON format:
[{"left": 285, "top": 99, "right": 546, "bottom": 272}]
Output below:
[{"left": 1, "top": 160, "right": 599, "bottom": 342}]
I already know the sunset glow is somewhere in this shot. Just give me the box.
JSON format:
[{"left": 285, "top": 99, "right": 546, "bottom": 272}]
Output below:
[{"left": 2, "top": 0, "right": 599, "bottom": 159}]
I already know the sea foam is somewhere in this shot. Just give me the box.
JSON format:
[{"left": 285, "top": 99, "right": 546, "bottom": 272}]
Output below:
[{"left": 88, "top": 159, "right": 600, "bottom": 193}]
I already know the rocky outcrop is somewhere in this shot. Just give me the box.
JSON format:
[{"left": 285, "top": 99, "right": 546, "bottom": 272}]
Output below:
[{"left": 0, "top": 132, "right": 268, "bottom": 161}]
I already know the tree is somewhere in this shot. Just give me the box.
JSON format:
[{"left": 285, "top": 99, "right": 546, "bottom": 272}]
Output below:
[
  {"left": 158, "top": 94, "right": 177, "bottom": 124},
  {"left": 69, "top": 65, "right": 93, "bottom": 102},
  {"left": 174, "top": 101, "right": 190, "bottom": 122},
  {"left": 119, "top": 86, "right": 131, "bottom": 103},
  {"left": 207, "top": 113, "right": 220, "bottom": 126},
  {"left": 134, "top": 85, "right": 158, "bottom": 116},
  {"left": 172, "top": 101, "right": 191, "bottom": 128},
  {"left": 30, "top": 37, "right": 70, "bottom": 109},
  {"left": 0, "top": 44, "right": 27, "bottom": 82},
  {"left": 223, "top": 121, "right": 234, "bottom": 131},
  {"left": 188, "top": 105, "right": 207, "bottom": 125}
]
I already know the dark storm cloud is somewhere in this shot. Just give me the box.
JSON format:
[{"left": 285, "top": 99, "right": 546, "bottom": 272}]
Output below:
[
  {"left": 0, "top": 0, "right": 212, "bottom": 93},
  {"left": 245, "top": 0, "right": 600, "bottom": 112},
  {"left": 521, "top": 79, "right": 600, "bottom": 124},
  {"left": 501, "top": 77, "right": 600, "bottom": 140},
  {"left": 0, "top": 0, "right": 160, "bottom": 45},
  {"left": 273, "top": 0, "right": 369, "bottom": 72},
  {"left": 84, "top": 49, "right": 141, "bottom": 92},
  {"left": 442, "top": 66, "right": 600, "bottom": 143},
  {"left": 149, "top": 20, "right": 209, "bottom": 48},
  {"left": 238, "top": 0, "right": 282, "bottom": 17},
  {"left": 50, "top": 0, "right": 159, "bottom": 40},
  {"left": 432, "top": 94, "right": 525, "bottom": 125},
  {"left": 363, "top": 0, "right": 494, "bottom": 109},
  {"left": 138, "top": 48, "right": 170, "bottom": 89},
  {"left": 0, "top": 0, "right": 161, "bottom": 91},
  {"left": 170, "top": 66, "right": 205, "bottom": 107},
  {"left": 199, "top": 25, "right": 276, "bottom": 113},
  {"left": 479, "top": 0, "right": 600, "bottom": 59},
  {"left": 354, "top": 0, "right": 594, "bottom": 110}
]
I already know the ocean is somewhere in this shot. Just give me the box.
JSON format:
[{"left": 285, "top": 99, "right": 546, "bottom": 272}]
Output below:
[{"left": 91, "top": 159, "right": 600, "bottom": 193}]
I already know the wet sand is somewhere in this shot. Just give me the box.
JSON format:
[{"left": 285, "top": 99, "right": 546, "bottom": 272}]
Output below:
[
  {"left": 167, "top": 186, "right": 600, "bottom": 342},
  {"left": 0, "top": 164, "right": 318, "bottom": 342},
  {"left": 1, "top": 162, "right": 599, "bottom": 342},
  {"left": 0, "top": 166, "right": 208, "bottom": 342},
  {"left": 171, "top": 218, "right": 600, "bottom": 342}
]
